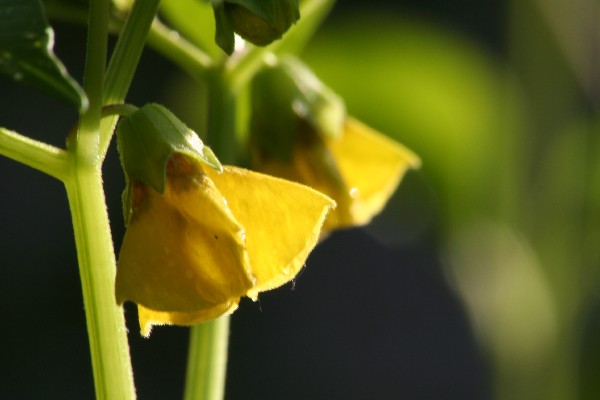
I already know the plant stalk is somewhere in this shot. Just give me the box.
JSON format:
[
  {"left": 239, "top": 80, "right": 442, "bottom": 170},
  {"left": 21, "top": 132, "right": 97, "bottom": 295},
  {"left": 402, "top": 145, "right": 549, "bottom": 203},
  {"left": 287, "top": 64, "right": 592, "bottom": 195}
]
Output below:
[
  {"left": 65, "top": 166, "right": 136, "bottom": 400},
  {"left": 100, "top": 0, "right": 162, "bottom": 157},
  {"left": 68, "top": 0, "right": 136, "bottom": 397},
  {"left": 184, "top": 317, "right": 231, "bottom": 400}
]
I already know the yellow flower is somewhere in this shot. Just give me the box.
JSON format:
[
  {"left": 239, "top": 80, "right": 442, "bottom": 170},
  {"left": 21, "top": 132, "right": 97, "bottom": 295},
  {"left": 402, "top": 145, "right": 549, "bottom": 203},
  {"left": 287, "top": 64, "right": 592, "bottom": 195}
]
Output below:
[
  {"left": 116, "top": 154, "right": 335, "bottom": 336},
  {"left": 255, "top": 117, "right": 421, "bottom": 231}
]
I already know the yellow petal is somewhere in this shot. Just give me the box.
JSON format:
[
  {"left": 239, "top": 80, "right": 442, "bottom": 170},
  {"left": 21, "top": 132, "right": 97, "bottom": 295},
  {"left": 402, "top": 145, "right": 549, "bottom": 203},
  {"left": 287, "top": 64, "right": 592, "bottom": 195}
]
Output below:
[
  {"left": 116, "top": 162, "right": 254, "bottom": 314},
  {"left": 253, "top": 118, "right": 419, "bottom": 231},
  {"left": 137, "top": 302, "right": 238, "bottom": 337},
  {"left": 255, "top": 143, "right": 353, "bottom": 228},
  {"left": 325, "top": 117, "right": 421, "bottom": 226},
  {"left": 204, "top": 166, "right": 335, "bottom": 297}
]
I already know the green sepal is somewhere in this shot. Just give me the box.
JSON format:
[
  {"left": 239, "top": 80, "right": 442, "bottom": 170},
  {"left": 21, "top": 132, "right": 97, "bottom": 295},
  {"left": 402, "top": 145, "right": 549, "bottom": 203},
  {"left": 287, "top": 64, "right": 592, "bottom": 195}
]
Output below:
[
  {"left": 213, "top": 2, "right": 235, "bottom": 55},
  {"left": 121, "top": 182, "right": 134, "bottom": 226},
  {"left": 250, "top": 59, "right": 301, "bottom": 161},
  {"left": 116, "top": 103, "right": 222, "bottom": 195},
  {"left": 250, "top": 56, "right": 346, "bottom": 161},
  {"left": 212, "top": 0, "right": 299, "bottom": 54},
  {"left": 281, "top": 56, "right": 345, "bottom": 139}
]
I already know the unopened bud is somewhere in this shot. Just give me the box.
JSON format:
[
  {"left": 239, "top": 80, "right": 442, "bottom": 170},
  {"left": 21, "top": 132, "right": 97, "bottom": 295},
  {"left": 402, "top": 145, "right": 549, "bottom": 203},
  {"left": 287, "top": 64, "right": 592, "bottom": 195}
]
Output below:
[{"left": 213, "top": 0, "right": 299, "bottom": 54}]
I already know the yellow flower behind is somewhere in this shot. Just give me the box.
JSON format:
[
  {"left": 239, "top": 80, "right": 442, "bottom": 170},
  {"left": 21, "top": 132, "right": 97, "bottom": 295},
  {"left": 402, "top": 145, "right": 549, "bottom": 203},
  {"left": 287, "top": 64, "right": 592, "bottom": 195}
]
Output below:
[
  {"left": 255, "top": 117, "right": 421, "bottom": 232},
  {"left": 116, "top": 154, "right": 335, "bottom": 336}
]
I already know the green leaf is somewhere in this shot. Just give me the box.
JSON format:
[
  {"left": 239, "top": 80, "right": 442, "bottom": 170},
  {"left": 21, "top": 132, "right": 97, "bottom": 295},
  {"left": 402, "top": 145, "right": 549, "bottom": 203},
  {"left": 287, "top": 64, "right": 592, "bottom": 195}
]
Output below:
[{"left": 0, "top": 0, "right": 88, "bottom": 111}]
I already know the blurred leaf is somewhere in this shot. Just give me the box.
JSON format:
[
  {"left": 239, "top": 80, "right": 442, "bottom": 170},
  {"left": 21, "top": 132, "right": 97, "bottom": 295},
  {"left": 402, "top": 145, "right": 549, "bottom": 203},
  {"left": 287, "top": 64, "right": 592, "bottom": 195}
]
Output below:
[
  {"left": 0, "top": 0, "right": 88, "bottom": 111},
  {"left": 531, "top": 124, "right": 588, "bottom": 306},
  {"left": 445, "top": 222, "right": 557, "bottom": 369}
]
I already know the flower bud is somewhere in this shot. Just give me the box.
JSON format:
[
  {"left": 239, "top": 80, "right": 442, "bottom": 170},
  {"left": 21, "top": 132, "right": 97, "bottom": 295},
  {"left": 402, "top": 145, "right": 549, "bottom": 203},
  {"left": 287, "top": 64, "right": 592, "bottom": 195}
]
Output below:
[
  {"left": 250, "top": 57, "right": 420, "bottom": 232},
  {"left": 213, "top": 0, "right": 300, "bottom": 54}
]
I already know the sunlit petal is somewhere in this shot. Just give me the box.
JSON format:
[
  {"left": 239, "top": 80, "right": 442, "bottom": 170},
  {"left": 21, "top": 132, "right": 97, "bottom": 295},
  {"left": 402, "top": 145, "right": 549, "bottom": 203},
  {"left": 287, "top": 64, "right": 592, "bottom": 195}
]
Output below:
[
  {"left": 116, "top": 160, "right": 254, "bottom": 314},
  {"left": 205, "top": 166, "right": 336, "bottom": 297},
  {"left": 326, "top": 117, "right": 421, "bottom": 226}
]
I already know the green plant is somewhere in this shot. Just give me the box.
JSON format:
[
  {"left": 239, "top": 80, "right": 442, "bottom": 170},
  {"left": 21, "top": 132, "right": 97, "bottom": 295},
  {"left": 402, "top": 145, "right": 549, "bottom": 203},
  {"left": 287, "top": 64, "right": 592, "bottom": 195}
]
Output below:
[{"left": 0, "top": 1, "right": 418, "bottom": 398}]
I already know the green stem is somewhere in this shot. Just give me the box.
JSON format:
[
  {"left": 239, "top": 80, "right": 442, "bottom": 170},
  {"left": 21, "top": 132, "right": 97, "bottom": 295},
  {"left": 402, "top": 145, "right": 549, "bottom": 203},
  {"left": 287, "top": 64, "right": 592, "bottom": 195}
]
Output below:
[
  {"left": 99, "top": 0, "right": 162, "bottom": 157},
  {"left": 0, "top": 127, "right": 69, "bottom": 181},
  {"left": 204, "top": 68, "right": 239, "bottom": 164},
  {"left": 65, "top": 167, "right": 136, "bottom": 400},
  {"left": 148, "top": 19, "right": 213, "bottom": 79},
  {"left": 184, "top": 317, "right": 231, "bottom": 400},
  {"left": 68, "top": 0, "right": 136, "bottom": 398}
]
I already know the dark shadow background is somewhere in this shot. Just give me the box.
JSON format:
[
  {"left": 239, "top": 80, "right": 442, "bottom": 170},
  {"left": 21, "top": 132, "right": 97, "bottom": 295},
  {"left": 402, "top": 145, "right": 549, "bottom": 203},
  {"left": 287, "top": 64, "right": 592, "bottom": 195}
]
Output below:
[{"left": 0, "top": 1, "right": 504, "bottom": 398}]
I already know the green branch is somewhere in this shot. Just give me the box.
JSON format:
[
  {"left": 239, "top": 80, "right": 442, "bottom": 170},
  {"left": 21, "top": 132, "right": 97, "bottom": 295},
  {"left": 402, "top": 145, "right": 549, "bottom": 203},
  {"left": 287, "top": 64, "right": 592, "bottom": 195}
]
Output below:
[
  {"left": 99, "top": 0, "right": 163, "bottom": 157},
  {"left": 147, "top": 18, "right": 213, "bottom": 79},
  {"left": 0, "top": 127, "right": 69, "bottom": 181}
]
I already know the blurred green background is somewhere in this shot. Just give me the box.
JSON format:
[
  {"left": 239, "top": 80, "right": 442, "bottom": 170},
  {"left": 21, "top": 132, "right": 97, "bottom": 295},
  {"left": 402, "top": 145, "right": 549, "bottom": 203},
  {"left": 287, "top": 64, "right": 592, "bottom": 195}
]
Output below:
[{"left": 1, "top": 0, "right": 599, "bottom": 399}]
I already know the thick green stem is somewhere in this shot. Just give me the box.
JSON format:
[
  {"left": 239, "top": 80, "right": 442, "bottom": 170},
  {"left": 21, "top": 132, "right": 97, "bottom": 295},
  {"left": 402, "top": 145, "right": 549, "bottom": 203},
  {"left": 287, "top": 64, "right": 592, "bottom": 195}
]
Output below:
[
  {"left": 65, "top": 167, "right": 136, "bottom": 400},
  {"left": 68, "top": 0, "right": 136, "bottom": 397}
]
